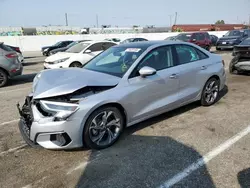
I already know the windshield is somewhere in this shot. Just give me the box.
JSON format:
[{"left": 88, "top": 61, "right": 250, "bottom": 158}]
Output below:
[
  {"left": 53, "top": 41, "right": 62, "bottom": 46},
  {"left": 66, "top": 42, "right": 90, "bottom": 53},
  {"left": 240, "top": 38, "right": 250, "bottom": 45},
  {"left": 225, "top": 30, "right": 243, "bottom": 37},
  {"left": 120, "top": 39, "right": 134, "bottom": 44},
  {"left": 83, "top": 46, "right": 147, "bottom": 77},
  {"left": 66, "top": 41, "right": 77, "bottom": 48},
  {"left": 176, "top": 34, "right": 191, "bottom": 42}
]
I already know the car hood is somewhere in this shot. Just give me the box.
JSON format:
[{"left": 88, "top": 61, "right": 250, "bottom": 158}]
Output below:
[
  {"left": 33, "top": 68, "right": 120, "bottom": 99},
  {"left": 219, "top": 36, "right": 241, "bottom": 40},
  {"left": 45, "top": 52, "right": 75, "bottom": 62}
]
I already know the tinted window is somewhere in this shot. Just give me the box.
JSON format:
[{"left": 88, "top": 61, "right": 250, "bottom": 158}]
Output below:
[
  {"left": 103, "top": 42, "right": 116, "bottom": 50},
  {"left": 192, "top": 33, "right": 199, "bottom": 40},
  {"left": 88, "top": 43, "right": 105, "bottom": 52},
  {"left": 176, "top": 34, "right": 192, "bottom": 42},
  {"left": 205, "top": 33, "right": 210, "bottom": 39},
  {"left": 199, "top": 33, "right": 205, "bottom": 40},
  {"left": 241, "top": 38, "right": 250, "bottom": 45},
  {"left": 66, "top": 42, "right": 90, "bottom": 53},
  {"left": 0, "top": 44, "right": 13, "bottom": 52},
  {"left": 225, "top": 30, "right": 243, "bottom": 37},
  {"left": 137, "top": 46, "right": 174, "bottom": 71},
  {"left": 175, "top": 45, "right": 200, "bottom": 64}
]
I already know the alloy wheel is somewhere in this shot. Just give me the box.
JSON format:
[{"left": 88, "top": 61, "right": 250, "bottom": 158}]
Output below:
[
  {"left": 204, "top": 80, "right": 219, "bottom": 104},
  {"left": 88, "top": 110, "right": 122, "bottom": 147}
]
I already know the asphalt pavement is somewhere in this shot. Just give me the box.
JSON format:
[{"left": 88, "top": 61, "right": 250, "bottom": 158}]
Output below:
[{"left": 0, "top": 51, "right": 250, "bottom": 188}]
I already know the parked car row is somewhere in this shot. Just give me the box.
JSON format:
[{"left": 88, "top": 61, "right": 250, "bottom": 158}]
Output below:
[
  {"left": 18, "top": 40, "right": 226, "bottom": 150},
  {"left": 164, "top": 29, "right": 250, "bottom": 53}
]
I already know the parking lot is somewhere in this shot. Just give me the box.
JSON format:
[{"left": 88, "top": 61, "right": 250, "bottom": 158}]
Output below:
[{"left": 0, "top": 50, "right": 250, "bottom": 188}]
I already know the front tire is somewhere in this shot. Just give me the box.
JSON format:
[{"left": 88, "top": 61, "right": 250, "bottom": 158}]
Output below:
[
  {"left": 83, "top": 106, "right": 125, "bottom": 150},
  {"left": 0, "top": 69, "right": 8, "bottom": 88},
  {"left": 69, "top": 62, "right": 82, "bottom": 68},
  {"left": 201, "top": 78, "right": 220, "bottom": 106},
  {"left": 216, "top": 47, "right": 221, "bottom": 51}
]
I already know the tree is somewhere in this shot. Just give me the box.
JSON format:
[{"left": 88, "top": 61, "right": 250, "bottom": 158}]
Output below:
[{"left": 215, "top": 20, "right": 225, "bottom": 24}]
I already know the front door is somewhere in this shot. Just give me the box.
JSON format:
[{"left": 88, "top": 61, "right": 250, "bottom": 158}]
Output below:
[{"left": 126, "top": 45, "right": 180, "bottom": 122}]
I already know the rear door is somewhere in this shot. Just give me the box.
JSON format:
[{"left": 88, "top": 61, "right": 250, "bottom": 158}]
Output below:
[
  {"left": 127, "top": 45, "right": 180, "bottom": 122},
  {"left": 174, "top": 44, "right": 210, "bottom": 105}
]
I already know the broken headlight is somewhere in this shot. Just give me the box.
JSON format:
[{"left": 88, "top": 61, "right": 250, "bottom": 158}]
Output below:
[{"left": 40, "top": 100, "right": 79, "bottom": 120}]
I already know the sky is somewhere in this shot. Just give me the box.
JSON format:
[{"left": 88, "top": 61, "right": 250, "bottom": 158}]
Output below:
[{"left": 0, "top": 0, "right": 250, "bottom": 27}]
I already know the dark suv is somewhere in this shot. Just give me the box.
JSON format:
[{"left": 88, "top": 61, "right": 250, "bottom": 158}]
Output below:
[
  {"left": 176, "top": 32, "right": 212, "bottom": 51},
  {"left": 216, "top": 29, "right": 250, "bottom": 50}
]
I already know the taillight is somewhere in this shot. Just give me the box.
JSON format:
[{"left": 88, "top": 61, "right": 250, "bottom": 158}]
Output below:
[{"left": 5, "top": 53, "right": 17, "bottom": 58}]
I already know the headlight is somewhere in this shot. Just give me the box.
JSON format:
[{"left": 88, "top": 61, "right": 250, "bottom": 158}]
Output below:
[
  {"left": 53, "top": 57, "right": 69, "bottom": 64},
  {"left": 43, "top": 48, "right": 49, "bottom": 52},
  {"left": 32, "top": 72, "right": 42, "bottom": 92},
  {"left": 40, "top": 100, "right": 79, "bottom": 120}
]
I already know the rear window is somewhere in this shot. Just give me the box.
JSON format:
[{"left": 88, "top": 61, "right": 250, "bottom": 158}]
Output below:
[
  {"left": 0, "top": 44, "right": 13, "bottom": 52},
  {"left": 176, "top": 34, "right": 191, "bottom": 42}
]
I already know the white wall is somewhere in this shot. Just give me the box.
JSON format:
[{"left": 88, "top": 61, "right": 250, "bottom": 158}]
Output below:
[{"left": 0, "top": 31, "right": 228, "bottom": 52}]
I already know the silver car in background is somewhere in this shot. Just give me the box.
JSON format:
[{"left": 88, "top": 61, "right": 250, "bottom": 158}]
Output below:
[
  {"left": 0, "top": 42, "right": 23, "bottom": 87},
  {"left": 18, "top": 41, "right": 226, "bottom": 150}
]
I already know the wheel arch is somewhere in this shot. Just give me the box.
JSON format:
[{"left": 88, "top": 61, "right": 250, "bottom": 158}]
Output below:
[{"left": 0, "top": 67, "right": 9, "bottom": 76}]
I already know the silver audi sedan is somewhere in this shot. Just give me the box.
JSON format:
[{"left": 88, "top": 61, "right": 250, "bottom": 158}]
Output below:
[{"left": 18, "top": 41, "right": 226, "bottom": 150}]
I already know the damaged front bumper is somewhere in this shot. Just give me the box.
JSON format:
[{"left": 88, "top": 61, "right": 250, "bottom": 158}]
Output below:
[{"left": 17, "top": 94, "right": 85, "bottom": 150}]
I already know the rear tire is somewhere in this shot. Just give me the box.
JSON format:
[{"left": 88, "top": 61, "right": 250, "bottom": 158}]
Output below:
[
  {"left": 69, "top": 62, "right": 82, "bottom": 68},
  {"left": 0, "top": 69, "right": 8, "bottom": 88},
  {"left": 201, "top": 78, "right": 220, "bottom": 106},
  {"left": 83, "top": 106, "right": 125, "bottom": 150}
]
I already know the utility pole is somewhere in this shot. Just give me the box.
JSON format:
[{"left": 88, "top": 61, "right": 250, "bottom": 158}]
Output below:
[
  {"left": 169, "top": 15, "right": 172, "bottom": 27},
  {"left": 96, "top": 14, "right": 99, "bottom": 28},
  {"left": 65, "top": 13, "right": 68, "bottom": 26},
  {"left": 174, "top": 12, "right": 178, "bottom": 25}
]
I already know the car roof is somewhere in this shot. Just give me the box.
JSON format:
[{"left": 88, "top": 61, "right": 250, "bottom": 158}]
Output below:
[
  {"left": 79, "top": 40, "right": 116, "bottom": 44},
  {"left": 114, "top": 40, "right": 186, "bottom": 49}
]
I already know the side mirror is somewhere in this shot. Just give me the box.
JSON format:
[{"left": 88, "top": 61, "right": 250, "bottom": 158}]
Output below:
[
  {"left": 85, "top": 49, "right": 92, "bottom": 53},
  {"left": 222, "top": 35, "right": 225, "bottom": 37},
  {"left": 139, "top": 66, "right": 156, "bottom": 77}
]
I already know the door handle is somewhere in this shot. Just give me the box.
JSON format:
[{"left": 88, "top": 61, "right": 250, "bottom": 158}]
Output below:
[
  {"left": 201, "top": 66, "right": 207, "bottom": 70},
  {"left": 169, "top": 74, "right": 178, "bottom": 79}
]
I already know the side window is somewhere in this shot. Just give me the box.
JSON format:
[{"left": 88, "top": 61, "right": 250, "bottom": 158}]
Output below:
[
  {"left": 199, "top": 33, "right": 205, "bottom": 40},
  {"left": 196, "top": 49, "right": 209, "bottom": 60},
  {"left": 103, "top": 42, "right": 116, "bottom": 50},
  {"left": 175, "top": 44, "right": 200, "bottom": 64},
  {"left": 192, "top": 33, "right": 199, "bottom": 40},
  {"left": 137, "top": 46, "right": 174, "bottom": 71},
  {"left": 87, "top": 43, "right": 104, "bottom": 52}
]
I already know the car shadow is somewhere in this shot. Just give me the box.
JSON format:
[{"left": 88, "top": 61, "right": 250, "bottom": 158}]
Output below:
[
  {"left": 22, "top": 62, "right": 43, "bottom": 66},
  {"left": 238, "top": 168, "right": 250, "bottom": 188},
  {"left": 73, "top": 87, "right": 230, "bottom": 187},
  {"left": 75, "top": 135, "right": 215, "bottom": 188},
  {"left": 8, "top": 73, "right": 37, "bottom": 86}
]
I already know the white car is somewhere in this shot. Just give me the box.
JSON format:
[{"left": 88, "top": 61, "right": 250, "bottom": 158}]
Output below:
[{"left": 44, "top": 41, "right": 117, "bottom": 69}]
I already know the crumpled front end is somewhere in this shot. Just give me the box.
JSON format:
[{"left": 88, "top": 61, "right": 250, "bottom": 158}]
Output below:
[
  {"left": 17, "top": 85, "right": 116, "bottom": 150},
  {"left": 17, "top": 94, "right": 85, "bottom": 149}
]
